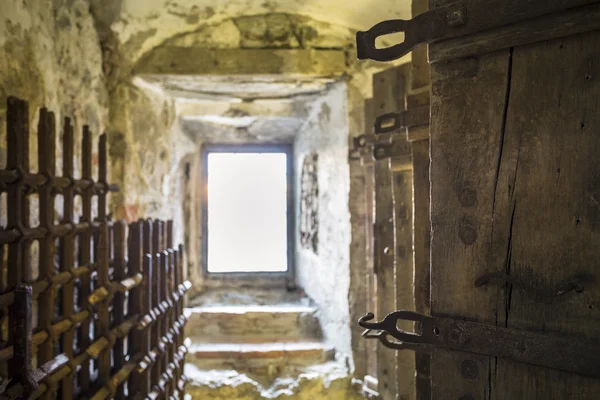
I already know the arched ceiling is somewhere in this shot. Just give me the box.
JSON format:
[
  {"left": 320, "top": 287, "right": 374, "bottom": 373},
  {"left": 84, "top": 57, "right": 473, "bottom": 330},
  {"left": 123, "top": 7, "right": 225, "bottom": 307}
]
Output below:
[{"left": 107, "top": 0, "right": 412, "bottom": 63}]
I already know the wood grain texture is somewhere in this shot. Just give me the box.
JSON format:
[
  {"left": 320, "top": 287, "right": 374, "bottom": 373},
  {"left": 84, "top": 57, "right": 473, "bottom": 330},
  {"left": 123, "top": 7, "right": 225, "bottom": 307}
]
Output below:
[
  {"left": 486, "top": 31, "right": 600, "bottom": 400},
  {"left": 412, "top": 140, "right": 430, "bottom": 317},
  {"left": 373, "top": 66, "right": 418, "bottom": 400},
  {"left": 373, "top": 70, "right": 399, "bottom": 400},
  {"left": 365, "top": 98, "right": 378, "bottom": 380},
  {"left": 393, "top": 168, "right": 416, "bottom": 400},
  {"left": 429, "top": 51, "right": 511, "bottom": 399},
  {"left": 429, "top": 6, "right": 600, "bottom": 397},
  {"left": 350, "top": 99, "right": 375, "bottom": 381},
  {"left": 429, "top": 1, "right": 600, "bottom": 63},
  {"left": 424, "top": 0, "right": 598, "bottom": 59}
]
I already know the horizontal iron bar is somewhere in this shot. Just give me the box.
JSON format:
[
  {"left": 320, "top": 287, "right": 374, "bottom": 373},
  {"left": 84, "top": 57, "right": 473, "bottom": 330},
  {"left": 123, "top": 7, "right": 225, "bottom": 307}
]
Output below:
[{"left": 0, "top": 170, "right": 119, "bottom": 193}]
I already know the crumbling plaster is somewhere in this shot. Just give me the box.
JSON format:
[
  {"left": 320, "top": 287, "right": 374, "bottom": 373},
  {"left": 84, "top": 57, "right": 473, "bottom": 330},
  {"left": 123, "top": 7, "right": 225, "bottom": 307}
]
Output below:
[
  {"left": 104, "top": 0, "right": 412, "bottom": 67},
  {"left": 1, "top": 0, "right": 110, "bottom": 236},
  {"left": 100, "top": 9, "right": 411, "bottom": 376},
  {"left": 2, "top": 1, "right": 413, "bottom": 382},
  {"left": 294, "top": 82, "right": 353, "bottom": 368},
  {"left": 169, "top": 80, "right": 332, "bottom": 294},
  {"left": 1, "top": 0, "right": 108, "bottom": 175}
]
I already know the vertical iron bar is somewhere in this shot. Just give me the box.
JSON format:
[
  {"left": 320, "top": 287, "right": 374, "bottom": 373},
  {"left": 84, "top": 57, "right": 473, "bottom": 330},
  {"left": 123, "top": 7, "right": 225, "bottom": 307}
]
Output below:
[
  {"left": 6, "top": 97, "right": 28, "bottom": 293},
  {"left": 59, "top": 118, "right": 75, "bottom": 400},
  {"left": 138, "top": 220, "right": 153, "bottom": 396},
  {"left": 169, "top": 249, "right": 177, "bottom": 396},
  {"left": 166, "top": 221, "right": 175, "bottom": 397},
  {"left": 12, "top": 286, "right": 36, "bottom": 395},
  {"left": 151, "top": 220, "right": 162, "bottom": 390},
  {"left": 97, "top": 135, "right": 107, "bottom": 223},
  {"left": 165, "top": 221, "right": 175, "bottom": 396},
  {"left": 6, "top": 98, "right": 30, "bottom": 388},
  {"left": 173, "top": 247, "right": 182, "bottom": 392},
  {"left": 96, "top": 223, "right": 111, "bottom": 387},
  {"left": 142, "top": 253, "right": 153, "bottom": 395},
  {"left": 177, "top": 244, "right": 185, "bottom": 391},
  {"left": 78, "top": 126, "right": 92, "bottom": 392},
  {"left": 142, "top": 220, "right": 156, "bottom": 395},
  {"left": 113, "top": 221, "right": 127, "bottom": 399},
  {"left": 160, "top": 247, "right": 170, "bottom": 395},
  {"left": 37, "top": 108, "right": 56, "bottom": 400},
  {"left": 127, "top": 220, "right": 144, "bottom": 395}
]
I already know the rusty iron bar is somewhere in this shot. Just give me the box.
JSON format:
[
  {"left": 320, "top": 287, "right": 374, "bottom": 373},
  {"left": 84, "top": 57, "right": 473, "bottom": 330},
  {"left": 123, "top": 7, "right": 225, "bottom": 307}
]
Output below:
[
  {"left": 113, "top": 221, "right": 127, "bottom": 400},
  {"left": 59, "top": 116, "right": 76, "bottom": 400},
  {"left": 151, "top": 220, "right": 163, "bottom": 392},
  {"left": 0, "top": 97, "right": 189, "bottom": 400}
]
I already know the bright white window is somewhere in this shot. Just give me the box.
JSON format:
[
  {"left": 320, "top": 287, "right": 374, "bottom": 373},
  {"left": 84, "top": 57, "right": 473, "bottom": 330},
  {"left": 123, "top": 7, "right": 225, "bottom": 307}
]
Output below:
[{"left": 205, "top": 151, "right": 289, "bottom": 273}]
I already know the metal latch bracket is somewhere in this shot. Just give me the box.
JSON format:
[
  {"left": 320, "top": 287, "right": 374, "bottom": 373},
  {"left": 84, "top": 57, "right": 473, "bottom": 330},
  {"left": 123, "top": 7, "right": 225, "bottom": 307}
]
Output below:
[
  {"left": 359, "top": 310, "right": 600, "bottom": 378},
  {"left": 356, "top": 2, "right": 466, "bottom": 61}
]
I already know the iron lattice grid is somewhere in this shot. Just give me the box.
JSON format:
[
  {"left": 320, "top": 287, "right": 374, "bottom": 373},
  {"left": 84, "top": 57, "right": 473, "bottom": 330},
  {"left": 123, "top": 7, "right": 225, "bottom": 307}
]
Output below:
[{"left": 0, "top": 97, "right": 191, "bottom": 399}]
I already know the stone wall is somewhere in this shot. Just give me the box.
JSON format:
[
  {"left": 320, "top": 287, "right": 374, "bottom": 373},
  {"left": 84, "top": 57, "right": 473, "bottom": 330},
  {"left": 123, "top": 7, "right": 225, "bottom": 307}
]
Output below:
[
  {"left": 1, "top": 1, "right": 413, "bottom": 379},
  {"left": 107, "top": 77, "right": 194, "bottom": 248},
  {"left": 0, "top": 0, "right": 108, "bottom": 179},
  {"left": 0, "top": 0, "right": 110, "bottom": 234},
  {"left": 104, "top": 14, "right": 365, "bottom": 300},
  {"left": 294, "top": 82, "right": 353, "bottom": 368}
]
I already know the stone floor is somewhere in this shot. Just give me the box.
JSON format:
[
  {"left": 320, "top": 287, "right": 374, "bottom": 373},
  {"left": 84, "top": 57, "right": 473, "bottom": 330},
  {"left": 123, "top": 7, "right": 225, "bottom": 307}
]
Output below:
[
  {"left": 185, "top": 362, "right": 367, "bottom": 399},
  {"left": 184, "top": 288, "right": 368, "bottom": 399}
]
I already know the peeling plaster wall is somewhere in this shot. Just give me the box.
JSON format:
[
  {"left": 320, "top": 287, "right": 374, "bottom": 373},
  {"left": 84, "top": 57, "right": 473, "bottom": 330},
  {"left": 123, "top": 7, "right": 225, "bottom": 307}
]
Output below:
[
  {"left": 102, "top": 12, "right": 401, "bottom": 365},
  {"left": 105, "top": 14, "right": 380, "bottom": 299},
  {"left": 294, "top": 82, "right": 353, "bottom": 367},
  {"left": 0, "top": 2, "right": 408, "bottom": 380},
  {"left": 111, "top": 0, "right": 412, "bottom": 66},
  {"left": 0, "top": 0, "right": 108, "bottom": 176},
  {"left": 108, "top": 77, "right": 195, "bottom": 250},
  {"left": 175, "top": 91, "right": 317, "bottom": 296}
]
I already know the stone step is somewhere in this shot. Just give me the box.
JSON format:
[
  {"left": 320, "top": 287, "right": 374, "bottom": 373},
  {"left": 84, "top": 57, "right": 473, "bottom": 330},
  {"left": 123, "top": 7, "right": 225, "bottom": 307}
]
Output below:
[
  {"left": 185, "top": 362, "right": 365, "bottom": 400},
  {"left": 188, "top": 342, "right": 335, "bottom": 373},
  {"left": 185, "top": 305, "right": 322, "bottom": 343}
]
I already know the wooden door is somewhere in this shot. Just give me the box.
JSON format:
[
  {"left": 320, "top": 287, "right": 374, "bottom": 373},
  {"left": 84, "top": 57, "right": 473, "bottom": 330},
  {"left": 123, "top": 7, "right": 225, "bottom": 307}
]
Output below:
[
  {"left": 428, "top": 1, "right": 600, "bottom": 398},
  {"left": 370, "top": 65, "right": 418, "bottom": 400}
]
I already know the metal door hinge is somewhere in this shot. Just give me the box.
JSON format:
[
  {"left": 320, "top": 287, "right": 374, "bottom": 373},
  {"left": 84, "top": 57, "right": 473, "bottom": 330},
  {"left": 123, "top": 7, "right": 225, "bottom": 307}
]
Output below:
[
  {"left": 357, "top": 0, "right": 600, "bottom": 62},
  {"left": 374, "top": 106, "right": 430, "bottom": 134},
  {"left": 350, "top": 106, "right": 429, "bottom": 162},
  {"left": 356, "top": 2, "right": 467, "bottom": 61},
  {"left": 359, "top": 310, "right": 600, "bottom": 378}
]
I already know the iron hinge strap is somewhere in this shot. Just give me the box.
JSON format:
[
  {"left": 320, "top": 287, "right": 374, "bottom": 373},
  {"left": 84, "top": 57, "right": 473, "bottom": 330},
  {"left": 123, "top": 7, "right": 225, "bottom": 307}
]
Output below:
[
  {"left": 357, "top": 2, "right": 466, "bottom": 61},
  {"left": 359, "top": 311, "right": 600, "bottom": 378},
  {"left": 350, "top": 106, "right": 428, "bottom": 162},
  {"left": 356, "top": 0, "right": 600, "bottom": 62}
]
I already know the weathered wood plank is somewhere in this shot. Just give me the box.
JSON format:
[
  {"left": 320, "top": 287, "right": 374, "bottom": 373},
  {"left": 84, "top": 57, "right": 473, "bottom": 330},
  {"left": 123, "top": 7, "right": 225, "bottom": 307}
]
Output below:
[
  {"left": 406, "top": 88, "right": 430, "bottom": 143},
  {"left": 393, "top": 168, "right": 416, "bottom": 400},
  {"left": 364, "top": 98, "right": 378, "bottom": 382},
  {"left": 429, "top": 52, "right": 511, "bottom": 398},
  {"left": 429, "top": 2, "right": 600, "bottom": 63},
  {"left": 349, "top": 98, "right": 374, "bottom": 380},
  {"left": 373, "top": 69, "right": 400, "bottom": 400},
  {"left": 486, "top": 31, "right": 600, "bottom": 399},
  {"left": 408, "top": 3, "right": 432, "bottom": 395},
  {"left": 411, "top": 140, "right": 430, "bottom": 317},
  {"left": 390, "top": 81, "right": 417, "bottom": 400},
  {"left": 410, "top": 0, "right": 430, "bottom": 89},
  {"left": 373, "top": 66, "right": 417, "bottom": 400},
  {"left": 430, "top": 1, "right": 600, "bottom": 63}
]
